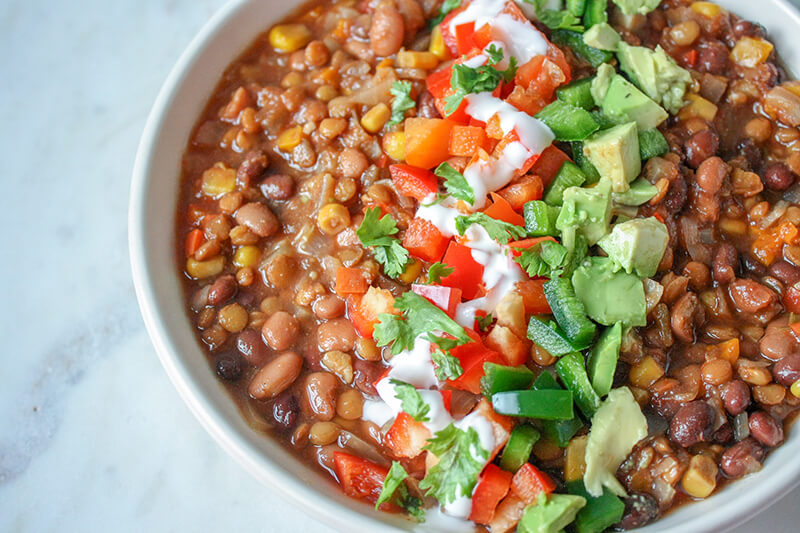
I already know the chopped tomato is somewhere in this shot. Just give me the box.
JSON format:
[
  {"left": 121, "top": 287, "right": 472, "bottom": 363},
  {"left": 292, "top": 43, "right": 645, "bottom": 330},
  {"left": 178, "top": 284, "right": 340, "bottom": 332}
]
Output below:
[
  {"left": 469, "top": 464, "right": 514, "bottom": 525},
  {"left": 385, "top": 412, "right": 432, "bottom": 459},
  {"left": 529, "top": 145, "right": 571, "bottom": 188},
  {"left": 389, "top": 164, "right": 438, "bottom": 202},
  {"left": 515, "top": 56, "right": 567, "bottom": 102},
  {"left": 497, "top": 175, "right": 544, "bottom": 211},
  {"left": 448, "top": 334, "right": 504, "bottom": 394},
  {"left": 425, "top": 66, "right": 452, "bottom": 99},
  {"left": 472, "top": 397, "right": 513, "bottom": 457},
  {"left": 516, "top": 280, "right": 552, "bottom": 315},
  {"left": 347, "top": 286, "right": 395, "bottom": 337},
  {"left": 425, "top": 52, "right": 485, "bottom": 124},
  {"left": 492, "top": 131, "right": 540, "bottom": 177},
  {"left": 506, "top": 83, "right": 550, "bottom": 117},
  {"left": 489, "top": 494, "right": 527, "bottom": 533},
  {"left": 333, "top": 452, "right": 397, "bottom": 509},
  {"left": 485, "top": 325, "right": 529, "bottom": 366},
  {"left": 404, "top": 118, "right": 458, "bottom": 168},
  {"left": 403, "top": 218, "right": 451, "bottom": 263},
  {"left": 440, "top": 241, "right": 484, "bottom": 300},
  {"left": 411, "top": 283, "right": 462, "bottom": 318},
  {"left": 510, "top": 463, "right": 557, "bottom": 505},
  {"left": 484, "top": 192, "right": 525, "bottom": 226},
  {"left": 336, "top": 267, "right": 370, "bottom": 296},
  {"left": 683, "top": 49, "right": 699, "bottom": 68},
  {"left": 440, "top": 389, "right": 453, "bottom": 412}
]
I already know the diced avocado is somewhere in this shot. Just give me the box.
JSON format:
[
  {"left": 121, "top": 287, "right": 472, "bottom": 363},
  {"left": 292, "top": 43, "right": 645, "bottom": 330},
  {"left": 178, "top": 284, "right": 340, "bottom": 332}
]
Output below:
[
  {"left": 518, "top": 493, "right": 587, "bottom": 533},
  {"left": 611, "top": 0, "right": 660, "bottom": 15},
  {"left": 555, "top": 179, "right": 612, "bottom": 246},
  {"left": 590, "top": 63, "right": 615, "bottom": 106},
  {"left": 601, "top": 75, "right": 668, "bottom": 131},
  {"left": 587, "top": 323, "right": 622, "bottom": 398},
  {"left": 598, "top": 216, "right": 668, "bottom": 277},
  {"left": 583, "top": 123, "right": 641, "bottom": 193},
  {"left": 572, "top": 141, "right": 602, "bottom": 185},
  {"left": 584, "top": 387, "right": 648, "bottom": 497},
  {"left": 583, "top": 22, "right": 620, "bottom": 51},
  {"left": 617, "top": 41, "right": 692, "bottom": 114},
  {"left": 612, "top": 177, "right": 658, "bottom": 206},
  {"left": 571, "top": 257, "right": 646, "bottom": 327}
]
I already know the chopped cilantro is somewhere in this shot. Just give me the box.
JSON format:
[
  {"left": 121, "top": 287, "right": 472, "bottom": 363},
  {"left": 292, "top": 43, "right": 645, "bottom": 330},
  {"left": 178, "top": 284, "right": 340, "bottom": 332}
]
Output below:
[
  {"left": 455, "top": 212, "right": 528, "bottom": 244},
  {"left": 435, "top": 162, "right": 475, "bottom": 204},
  {"left": 391, "top": 379, "right": 431, "bottom": 422},
  {"left": 525, "top": 0, "right": 585, "bottom": 31},
  {"left": 427, "top": 261, "right": 455, "bottom": 285},
  {"left": 420, "top": 424, "right": 489, "bottom": 505},
  {"left": 376, "top": 461, "right": 425, "bottom": 521},
  {"left": 357, "top": 207, "right": 411, "bottom": 278},
  {"left": 476, "top": 313, "right": 494, "bottom": 332},
  {"left": 514, "top": 240, "right": 570, "bottom": 278},
  {"left": 388, "top": 81, "right": 416, "bottom": 127},
  {"left": 431, "top": 349, "right": 464, "bottom": 380},
  {"left": 429, "top": 0, "right": 462, "bottom": 27},
  {"left": 444, "top": 47, "right": 518, "bottom": 116}
]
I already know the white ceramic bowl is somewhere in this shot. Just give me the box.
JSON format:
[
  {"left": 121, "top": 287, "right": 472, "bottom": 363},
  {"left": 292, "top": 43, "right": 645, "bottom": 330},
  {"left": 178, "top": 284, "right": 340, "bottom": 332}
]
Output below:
[{"left": 130, "top": 1, "right": 800, "bottom": 531}]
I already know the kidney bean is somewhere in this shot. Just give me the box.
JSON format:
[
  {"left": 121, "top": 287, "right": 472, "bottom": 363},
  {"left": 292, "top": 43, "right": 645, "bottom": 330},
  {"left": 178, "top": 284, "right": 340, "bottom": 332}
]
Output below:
[
  {"left": 721, "top": 379, "right": 751, "bottom": 415},
  {"left": 262, "top": 311, "right": 300, "bottom": 351},
  {"left": 353, "top": 358, "right": 385, "bottom": 396},
  {"left": 669, "top": 400, "right": 716, "bottom": 447},
  {"left": 749, "top": 411, "right": 784, "bottom": 447},
  {"left": 207, "top": 274, "right": 238, "bottom": 306},
  {"left": 259, "top": 174, "right": 294, "bottom": 201},
  {"left": 773, "top": 354, "right": 800, "bottom": 385},
  {"left": 271, "top": 392, "right": 298, "bottom": 430},
  {"left": 685, "top": 130, "right": 720, "bottom": 169},
  {"left": 215, "top": 353, "right": 243, "bottom": 381},
  {"left": 303, "top": 371, "right": 338, "bottom": 421},
  {"left": 235, "top": 202, "right": 279, "bottom": 237},
  {"left": 616, "top": 493, "right": 660, "bottom": 530},
  {"left": 737, "top": 138, "right": 762, "bottom": 171},
  {"left": 369, "top": 2, "right": 404, "bottom": 57},
  {"left": 317, "top": 318, "right": 357, "bottom": 352},
  {"left": 729, "top": 278, "right": 778, "bottom": 314},
  {"left": 671, "top": 292, "right": 705, "bottom": 343},
  {"left": 713, "top": 243, "right": 739, "bottom": 284},
  {"left": 417, "top": 91, "right": 440, "bottom": 119},
  {"left": 741, "top": 254, "right": 768, "bottom": 276},
  {"left": 768, "top": 260, "right": 800, "bottom": 286},
  {"left": 313, "top": 294, "right": 346, "bottom": 320},
  {"left": 236, "top": 329, "right": 270, "bottom": 366},
  {"left": 248, "top": 351, "right": 304, "bottom": 400},
  {"left": 720, "top": 437, "right": 765, "bottom": 478},
  {"left": 733, "top": 19, "right": 765, "bottom": 39},
  {"left": 697, "top": 41, "right": 730, "bottom": 75},
  {"left": 763, "top": 162, "right": 797, "bottom": 191},
  {"left": 236, "top": 149, "right": 268, "bottom": 188}
]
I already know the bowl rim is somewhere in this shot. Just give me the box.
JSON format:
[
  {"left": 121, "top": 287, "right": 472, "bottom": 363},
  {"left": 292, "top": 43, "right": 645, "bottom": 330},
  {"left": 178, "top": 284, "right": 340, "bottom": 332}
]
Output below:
[{"left": 130, "top": 0, "right": 800, "bottom": 531}]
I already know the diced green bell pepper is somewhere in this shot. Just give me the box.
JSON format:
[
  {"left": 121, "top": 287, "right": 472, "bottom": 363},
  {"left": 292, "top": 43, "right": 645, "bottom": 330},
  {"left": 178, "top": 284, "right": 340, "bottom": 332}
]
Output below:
[
  {"left": 567, "top": 480, "right": 625, "bottom": 533},
  {"left": 492, "top": 390, "right": 574, "bottom": 420},
  {"left": 527, "top": 316, "right": 580, "bottom": 357},
  {"left": 532, "top": 372, "right": 584, "bottom": 447},
  {"left": 544, "top": 162, "right": 587, "bottom": 207},
  {"left": 551, "top": 30, "right": 613, "bottom": 68},
  {"left": 543, "top": 277, "right": 597, "bottom": 349},
  {"left": 557, "top": 77, "right": 596, "bottom": 110},
  {"left": 524, "top": 200, "right": 560, "bottom": 236},
  {"left": 556, "top": 352, "right": 602, "bottom": 418},
  {"left": 583, "top": 0, "right": 608, "bottom": 29},
  {"left": 638, "top": 128, "right": 670, "bottom": 160},
  {"left": 481, "top": 362, "right": 535, "bottom": 398},
  {"left": 535, "top": 100, "right": 601, "bottom": 142},
  {"left": 500, "top": 424, "right": 541, "bottom": 473}
]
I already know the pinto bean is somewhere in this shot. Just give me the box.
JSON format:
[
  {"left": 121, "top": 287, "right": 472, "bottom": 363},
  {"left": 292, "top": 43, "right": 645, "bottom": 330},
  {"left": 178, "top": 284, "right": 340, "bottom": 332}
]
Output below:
[
  {"left": 729, "top": 278, "right": 778, "bottom": 313},
  {"left": 262, "top": 311, "right": 300, "bottom": 351},
  {"left": 683, "top": 261, "right": 712, "bottom": 292},
  {"left": 236, "top": 329, "right": 270, "bottom": 366},
  {"left": 669, "top": 400, "right": 716, "bottom": 447},
  {"left": 721, "top": 379, "right": 751, "bottom": 415},
  {"left": 313, "top": 294, "right": 346, "bottom": 319},
  {"left": 353, "top": 358, "right": 385, "bottom": 396},
  {"left": 259, "top": 174, "right": 294, "bottom": 201},
  {"left": 685, "top": 130, "right": 720, "bottom": 169},
  {"left": 303, "top": 371, "right": 338, "bottom": 421},
  {"left": 749, "top": 411, "right": 784, "bottom": 447},
  {"left": 671, "top": 292, "right": 704, "bottom": 343},
  {"left": 720, "top": 438, "right": 764, "bottom": 478},
  {"left": 248, "top": 351, "right": 304, "bottom": 400},
  {"left": 369, "top": 2, "right": 404, "bottom": 57},
  {"left": 773, "top": 354, "right": 800, "bottom": 385},
  {"left": 235, "top": 202, "right": 279, "bottom": 237},
  {"left": 695, "top": 156, "right": 728, "bottom": 194},
  {"left": 207, "top": 274, "right": 238, "bottom": 306},
  {"left": 236, "top": 150, "right": 268, "bottom": 188},
  {"left": 317, "top": 318, "right": 357, "bottom": 352},
  {"left": 337, "top": 147, "right": 368, "bottom": 179},
  {"left": 768, "top": 260, "right": 800, "bottom": 286}
]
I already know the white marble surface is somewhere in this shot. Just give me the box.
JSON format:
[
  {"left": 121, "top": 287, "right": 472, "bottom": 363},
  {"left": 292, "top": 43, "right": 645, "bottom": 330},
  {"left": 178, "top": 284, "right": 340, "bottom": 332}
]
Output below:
[{"left": 0, "top": 0, "right": 798, "bottom": 531}]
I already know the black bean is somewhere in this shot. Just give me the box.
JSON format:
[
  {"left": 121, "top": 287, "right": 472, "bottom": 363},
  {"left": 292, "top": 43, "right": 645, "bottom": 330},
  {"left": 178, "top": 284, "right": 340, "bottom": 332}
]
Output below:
[
  {"left": 721, "top": 380, "right": 751, "bottom": 415},
  {"left": 271, "top": 392, "right": 298, "bottom": 430},
  {"left": 685, "top": 130, "right": 720, "bottom": 169},
  {"left": 697, "top": 41, "right": 730, "bottom": 75},
  {"left": 236, "top": 329, "right": 271, "bottom": 366},
  {"left": 763, "top": 162, "right": 796, "bottom": 191},
  {"left": 749, "top": 411, "right": 784, "bottom": 447},
  {"left": 617, "top": 493, "right": 660, "bottom": 530},
  {"left": 669, "top": 400, "right": 716, "bottom": 447},
  {"left": 720, "top": 437, "right": 765, "bottom": 478},
  {"left": 215, "top": 353, "right": 243, "bottom": 381},
  {"left": 773, "top": 354, "right": 800, "bottom": 386}
]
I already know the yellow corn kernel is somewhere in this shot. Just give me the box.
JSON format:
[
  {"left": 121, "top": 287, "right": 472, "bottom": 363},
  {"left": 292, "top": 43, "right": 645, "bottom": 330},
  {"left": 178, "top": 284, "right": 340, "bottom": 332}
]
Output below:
[
  {"left": 397, "top": 49, "right": 440, "bottom": 70},
  {"left": 719, "top": 217, "right": 748, "bottom": 236},
  {"left": 717, "top": 338, "right": 740, "bottom": 364},
  {"left": 791, "top": 379, "right": 800, "bottom": 398},
  {"left": 691, "top": 2, "right": 722, "bottom": 18},
  {"left": 186, "top": 256, "right": 225, "bottom": 279},
  {"left": 317, "top": 203, "right": 351, "bottom": 235},
  {"left": 376, "top": 58, "right": 394, "bottom": 70},
  {"left": 429, "top": 25, "right": 451, "bottom": 61},
  {"left": 268, "top": 24, "right": 312, "bottom": 53},
  {"left": 315, "top": 85, "right": 338, "bottom": 102},
  {"left": 277, "top": 126, "right": 304, "bottom": 152},
  {"left": 679, "top": 93, "right": 718, "bottom": 122},
  {"left": 361, "top": 103, "right": 392, "bottom": 134},
  {"left": 382, "top": 131, "right": 406, "bottom": 161},
  {"left": 629, "top": 355, "right": 665, "bottom": 389},
  {"left": 233, "top": 245, "right": 261, "bottom": 268},
  {"left": 281, "top": 71, "right": 303, "bottom": 88},
  {"left": 565, "top": 436, "right": 588, "bottom": 482},
  {"left": 731, "top": 37, "right": 774, "bottom": 68},
  {"left": 681, "top": 454, "right": 718, "bottom": 498},
  {"left": 200, "top": 163, "right": 236, "bottom": 198},
  {"left": 399, "top": 258, "right": 422, "bottom": 284}
]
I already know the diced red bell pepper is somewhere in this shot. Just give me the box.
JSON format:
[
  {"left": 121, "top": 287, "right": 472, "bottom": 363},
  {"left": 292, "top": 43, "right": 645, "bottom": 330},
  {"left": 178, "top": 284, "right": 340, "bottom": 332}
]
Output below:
[
  {"left": 455, "top": 21, "right": 476, "bottom": 55},
  {"left": 449, "top": 125, "right": 489, "bottom": 157},
  {"left": 510, "top": 463, "right": 557, "bottom": 505},
  {"left": 439, "top": 4, "right": 471, "bottom": 55},
  {"left": 405, "top": 117, "right": 458, "bottom": 168},
  {"left": 411, "top": 283, "right": 462, "bottom": 318},
  {"left": 333, "top": 452, "right": 399, "bottom": 510},
  {"left": 425, "top": 53, "right": 483, "bottom": 125},
  {"left": 469, "top": 464, "right": 514, "bottom": 525},
  {"left": 448, "top": 334, "right": 504, "bottom": 394},
  {"left": 508, "top": 236, "right": 557, "bottom": 256},
  {"left": 336, "top": 267, "right": 369, "bottom": 296},
  {"left": 471, "top": 22, "right": 494, "bottom": 50},
  {"left": 516, "top": 279, "right": 552, "bottom": 315},
  {"left": 440, "top": 241, "right": 484, "bottom": 300},
  {"left": 385, "top": 411, "right": 432, "bottom": 459},
  {"left": 529, "top": 145, "right": 572, "bottom": 188},
  {"left": 403, "top": 218, "right": 451, "bottom": 263},
  {"left": 496, "top": 175, "right": 544, "bottom": 211},
  {"left": 683, "top": 49, "right": 698, "bottom": 69},
  {"left": 426, "top": 66, "right": 452, "bottom": 99},
  {"left": 484, "top": 192, "right": 525, "bottom": 227},
  {"left": 389, "top": 164, "right": 439, "bottom": 202},
  {"left": 492, "top": 131, "right": 540, "bottom": 177},
  {"left": 440, "top": 389, "right": 453, "bottom": 412},
  {"left": 346, "top": 286, "right": 396, "bottom": 337}
]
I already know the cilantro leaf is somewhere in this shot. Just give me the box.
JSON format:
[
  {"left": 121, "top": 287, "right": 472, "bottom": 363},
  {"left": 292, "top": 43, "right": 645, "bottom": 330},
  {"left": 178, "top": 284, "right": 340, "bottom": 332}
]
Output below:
[
  {"left": 376, "top": 461, "right": 426, "bottom": 522},
  {"left": 485, "top": 43, "right": 504, "bottom": 65},
  {"left": 429, "top": 0, "right": 462, "bottom": 27},
  {"left": 455, "top": 212, "right": 528, "bottom": 244},
  {"left": 525, "top": 0, "right": 585, "bottom": 32},
  {"left": 513, "top": 240, "right": 569, "bottom": 278},
  {"left": 431, "top": 348, "right": 464, "bottom": 380},
  {"left": 476, "top": 313, "right": 494, "bottom": 332},
  {"left": 388, "top": 81, "right": 416, "bottom": 127},
  {"left": 357, "top": 207, "right": 411, "bottom": 278},
  {"left": 374, "top": 292, "right": 471, "bottom": 355},
  {"left": 435, "top": 162, "right": 475, "bottom": 204},
  {"left": 427, "top": 261, "right": 455, "bottom": 284},
  {"left": 444, "top": 49, "right": 518, "bottom": 116},
  {"left": 420, "top": 424, "right": 489, "bottom": 505},
  {"left": 391, "top": 379, "right": 431, "bottom": 422}
]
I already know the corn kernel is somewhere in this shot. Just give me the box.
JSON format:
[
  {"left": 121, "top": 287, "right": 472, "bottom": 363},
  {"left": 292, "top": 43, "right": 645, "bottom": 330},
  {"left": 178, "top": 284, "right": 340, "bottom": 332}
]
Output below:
[
  {"left": 277, "top": 126, "right": 304, "bottom": 152},
  {"left": 200, "top": 163, "right": 236, "bottom": 198},
  {"left": 268, "top": 24, "right": 312, "bottom": 53},
  {"left": 630, "top": 355, "right": 665, "bottom": 389},
  {"left": 361, "top": 103, "right": 391, "bottom": 134},
  {"left": 233, "top": 245, "right": 261, "bottom": 268},
  {"left": 565, "top": 436, "right": 588, "bottom": 482},
  {"left": 679, "top": 93, "right": 718, "bottom": 122},
  {"left": 281, "top": 71, "right": 303, "bottom": 88},
  {"left": 315, "top": 84, "right": 338, "bottom": 102},
  {"left": 731, "top": 37, "right": 774, "bottom": 68},
  {"left": 397, "top": 49, "right": 440, "bottom": 70},
  {"left": 691, "top": 2, "right": 722, "bottom": 18},
  {"left": 791, "top": 379, "right": 800, "bottom": 398},
  {"left": 317, "top": 203, "right": 351, "bottom": 235},
  {"left": 382, "top": 131, "right": 406, "bottom": 161},
  {"left": 399, "top": 258, "right": 422, "bottom": 284},
  {"left": 429, "top": 25, "right": 451, "bottom": 61},
  {"left": 719, "top": 217, "right": 748, "bottom": 236},
  {"left": 681, "top": 454, "right": 718, "bottom": 498},
  {"left": 186, "top": 256, "right": 224, "bottom": 279}
]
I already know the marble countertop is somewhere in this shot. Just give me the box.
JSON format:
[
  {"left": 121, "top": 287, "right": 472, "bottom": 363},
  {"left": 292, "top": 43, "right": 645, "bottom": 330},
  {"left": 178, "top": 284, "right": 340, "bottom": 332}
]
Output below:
[{"left": 1, "top": 0, "right": 798, "bottom": 531}]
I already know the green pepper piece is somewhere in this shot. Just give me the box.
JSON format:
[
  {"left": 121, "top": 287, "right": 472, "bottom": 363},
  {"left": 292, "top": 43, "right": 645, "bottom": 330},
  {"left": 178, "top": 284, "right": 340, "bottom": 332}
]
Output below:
[
  {"left": 492, "top": 390, "right": 574, "bottom": 420},
  {"left": 543, "top": 277, "right": 597, "bottom": 348},
  {"left": 557, "top": 77, "right": 595, "bottom": 110},
  {"left": 583, "top": 0, "right": 608, "bottom": 29},
  {"left": 500, "top": 424, "right": 541, "bottom": 473},
  {"left": 567, "top": 480, "right": 625, "bottom": 533},
  {"left": 544, "top": 162, "right": 587, "bottom": 207},
  {"left": 524, "top": 200, "right": 560, "bottom": 237},
  {"left": 481, "top": 362, "right": 535, "bottom": 398},
  {"left": 532, "top": 372, "right": 584, "bottom": 447},
  {"left": 638, "top": 128, "right": 670, "bottom": 160},
  {"left": 535, "top": 100, "right": 601, "bottom": 141},
  {"left": 527, "top": 316, "right": 580, "bottom": 357},
  {"left": 551, "top": 30, "right": 613, "bottom": 68},
  {"left": 556, "top": 352, "right": 602, "bottom": 418}
]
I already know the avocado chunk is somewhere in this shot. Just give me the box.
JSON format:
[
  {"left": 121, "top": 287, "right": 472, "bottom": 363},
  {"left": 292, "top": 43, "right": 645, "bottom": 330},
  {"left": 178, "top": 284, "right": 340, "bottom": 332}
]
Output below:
[
  {"left": 571, "top": 257, "right": 646, "bottom": 327},
  {"left": 590, "top": 63, "right": 615, "bottom": 105},
  {"left": 612, "top": 177, "right": 658, "bottom": 206},
  {"left": 617, "top": 41, "right": 692, "bottom": 114},
  {"left": 518, "top": 493, "right": 587, "bottom": 533},
  {"left": 582, "top": 123, "right": 641, "bottom": 193},
  {"left": 601, "top": 75, "right": 668, "bottom": 131},
  {"left": 611, "top": 0, "right": 660, "bottom": 15},
  {"left": 587, "top": 323, "right": 622, "bottom": 398},
  {"left": 598, "top": 216, "right": 668, "bottom": 277},
  {"left": 584, "top": 387, "right": 648, "bottom": 497},
  {"left": 583, "top": 22, "right": 620, "bottom": 51},
  {"left": 555, "top": 179, "right": 612, "bottom": 246}
]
